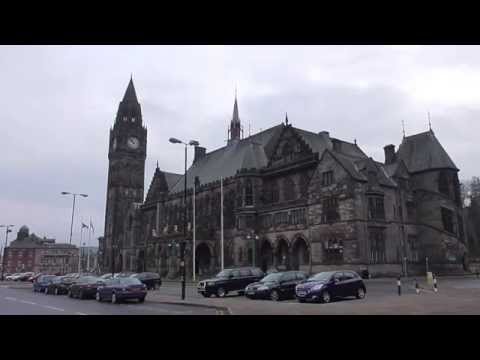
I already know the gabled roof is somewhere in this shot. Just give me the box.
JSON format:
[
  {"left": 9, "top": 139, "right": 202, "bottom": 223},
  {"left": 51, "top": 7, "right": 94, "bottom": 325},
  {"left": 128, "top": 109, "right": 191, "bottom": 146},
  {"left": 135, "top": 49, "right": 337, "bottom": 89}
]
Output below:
[
  {"left": 354, "top": 158, "right": 397, "bottom": 187},
  {"left": 169, "top": 125, "right": 283, "bottom": 194},
  {"left": 145, "top": 166, "right": 182, "bottom": 203},
  {"left": 397, "top": 130, "right": 458, "bottom": 173}
]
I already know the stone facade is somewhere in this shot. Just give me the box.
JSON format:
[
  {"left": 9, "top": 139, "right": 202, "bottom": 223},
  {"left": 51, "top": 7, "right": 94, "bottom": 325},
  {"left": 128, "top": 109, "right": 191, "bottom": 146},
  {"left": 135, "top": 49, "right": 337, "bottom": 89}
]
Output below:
[{"left": 100, "top": 80, "right": 467, "bottom": 278}]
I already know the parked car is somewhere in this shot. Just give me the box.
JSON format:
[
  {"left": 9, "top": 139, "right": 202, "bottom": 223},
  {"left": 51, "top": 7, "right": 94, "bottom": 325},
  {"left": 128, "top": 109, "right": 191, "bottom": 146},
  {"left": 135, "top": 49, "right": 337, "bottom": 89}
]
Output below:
[
  {"left": 69, "top": 276, "right": 105, "bottom": 299},
  {"left": 295, "top": 270, "right": 366, "bottom": 303},
  {"left": 245, "top": 271, "right": 308, "bottom": 301},
  {"left": 12, "top": 272, "right": 35, "bottom": 281},
  {"left": 115, "top": 272, "right": 135, "bottom": 278},
  {"left": 33, "top": 275, "right": 56, "bottom": 292},
  {"left": 131, "top": 272, "right": 161, "bottom": 290},
  {"left": 197, "top": 267, "right": 264, "bottom": 298},
  {"left": 45, "top": 276, "right": 77, "bottom": 295},
  {"left": 6, "top": 273, "right": 20, "bottom": 281},
  {"left": 96, "top": 277, "right": 147, "bottom": 303}
]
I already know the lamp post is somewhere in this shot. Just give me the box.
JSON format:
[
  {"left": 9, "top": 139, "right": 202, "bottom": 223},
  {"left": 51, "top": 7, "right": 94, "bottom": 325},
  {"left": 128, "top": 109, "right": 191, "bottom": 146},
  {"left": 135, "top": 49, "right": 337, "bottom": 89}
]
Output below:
[
  {"left": 61, "top": 192, "right": 88, "bottom": 245},
  {"left": 0, "top": 225, "right": 14, "bottom": 281},
  {"left": 246, "top": 232, "right": 259, "bottom": 267},
  {"left": 169, "top": 137, "right": 199, "bottom": 301}
]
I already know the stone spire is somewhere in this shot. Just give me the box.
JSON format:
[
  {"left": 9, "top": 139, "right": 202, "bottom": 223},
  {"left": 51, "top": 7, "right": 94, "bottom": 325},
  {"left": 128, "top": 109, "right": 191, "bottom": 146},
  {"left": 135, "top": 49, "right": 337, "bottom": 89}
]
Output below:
[
  {"left": 229, "top": 93, "right": 241, "bottom": 142},
  {"left": 122, "top": 76, "right": 138, "bottom": 103}
]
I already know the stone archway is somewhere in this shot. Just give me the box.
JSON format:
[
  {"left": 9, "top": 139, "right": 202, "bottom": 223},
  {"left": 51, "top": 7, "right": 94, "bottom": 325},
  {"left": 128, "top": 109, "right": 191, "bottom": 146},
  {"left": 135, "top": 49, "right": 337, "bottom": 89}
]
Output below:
[
  {"left": 291, "top": 237, "right": 310, "bottom": 270},
  {"left": 196, "top": 243, "right": 212, "bottom": 276},
  {"left": 260, "top": 240, "right": 274, "bottom": 272},
  {"left": 276, "top": 238, "right": 290, "bottom": 270}
]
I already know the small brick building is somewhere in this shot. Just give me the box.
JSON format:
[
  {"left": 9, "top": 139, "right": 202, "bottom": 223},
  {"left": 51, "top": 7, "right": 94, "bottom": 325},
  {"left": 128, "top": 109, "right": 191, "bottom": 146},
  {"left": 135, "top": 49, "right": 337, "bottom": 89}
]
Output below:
[{"left": 4, "top": 225, "right": 79, "bottom": 274}]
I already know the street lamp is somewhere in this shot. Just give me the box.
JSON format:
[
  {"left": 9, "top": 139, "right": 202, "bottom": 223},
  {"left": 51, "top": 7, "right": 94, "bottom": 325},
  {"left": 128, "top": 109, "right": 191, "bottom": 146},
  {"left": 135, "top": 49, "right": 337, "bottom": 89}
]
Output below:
[
  {"left": 0, "top": 225, "right": 14, "bottom": 281},
  {"left": 246, "top": 232, "right": 259, "bottom": 267},
  {"left": 169, "top": 137, "right": 199, "bottom": 300},
  {"left": 61, "top": 192, "right": 88, "bottom": 245}
]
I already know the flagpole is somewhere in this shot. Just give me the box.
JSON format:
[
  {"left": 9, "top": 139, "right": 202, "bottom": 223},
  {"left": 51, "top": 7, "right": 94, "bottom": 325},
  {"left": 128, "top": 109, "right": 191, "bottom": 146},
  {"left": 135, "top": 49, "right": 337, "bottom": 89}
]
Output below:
[
  {"left": 193, "top": 179, "right": 196, "bottom": 281},
  {"left": 220, "top": 176, "right": 224, "bottom": 271},
  {"left": 87, "top": 218, "right": 91, "bottom": 272},
  {"left": 78, "top": 225, "right": 83, "bottom": 274}
]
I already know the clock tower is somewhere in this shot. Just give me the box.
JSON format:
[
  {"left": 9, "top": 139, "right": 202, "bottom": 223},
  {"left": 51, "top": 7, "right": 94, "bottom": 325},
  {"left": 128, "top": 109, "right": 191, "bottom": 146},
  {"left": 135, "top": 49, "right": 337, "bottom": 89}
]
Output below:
[{"left": 103, "top": 77, "right": 147, "bottom": 272}]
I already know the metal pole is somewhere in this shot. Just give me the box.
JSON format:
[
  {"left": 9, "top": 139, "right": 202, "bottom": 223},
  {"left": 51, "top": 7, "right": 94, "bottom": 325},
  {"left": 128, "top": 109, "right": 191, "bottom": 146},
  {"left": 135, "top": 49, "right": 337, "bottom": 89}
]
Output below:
[
  {"left": 87, "top": 220, "right": 91, "bottom": 272},
  {"left": 69, "top": 194, "right": 76, "bottom": 245},
  {"left": 181, "top": 144, "right": 187, "bottom": 300},
  {"left": 78, "top": 226, "right": 83, "bottom": 274},
  {"left": 1, "top": 226, "right": 12, "bottom": 281},
  {"left": 426, "top": 256, "right": 429, "bottom": 275},
  {"left": 220, "top": 176, "right": 224, "bottom": 270},
  {"left": 193, "top": 179, "right": 196, "bottom": 281},
  {"left": 253, "top": 234, "right": 256, "bottom": 267}
]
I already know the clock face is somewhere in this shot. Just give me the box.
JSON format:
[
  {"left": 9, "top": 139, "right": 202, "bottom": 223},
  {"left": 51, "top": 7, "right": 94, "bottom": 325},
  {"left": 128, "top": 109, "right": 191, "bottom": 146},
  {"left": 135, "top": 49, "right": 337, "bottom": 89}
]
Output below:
[{"left": 127, "top": 137, "right": 140, "bottom": 149}]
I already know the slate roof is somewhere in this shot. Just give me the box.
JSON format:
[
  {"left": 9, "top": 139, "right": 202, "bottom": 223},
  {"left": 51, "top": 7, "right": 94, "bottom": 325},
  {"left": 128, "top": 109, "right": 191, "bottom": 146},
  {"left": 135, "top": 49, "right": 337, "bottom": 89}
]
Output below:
[
  {"left": 169, "top": 125, "right": 283, "bottom": 194},
  {"left": 145, "top": 166, "right": 182, "bottom": 203},
  {"left": 396, "top": 130, "right": 458, "bottom": 173}
]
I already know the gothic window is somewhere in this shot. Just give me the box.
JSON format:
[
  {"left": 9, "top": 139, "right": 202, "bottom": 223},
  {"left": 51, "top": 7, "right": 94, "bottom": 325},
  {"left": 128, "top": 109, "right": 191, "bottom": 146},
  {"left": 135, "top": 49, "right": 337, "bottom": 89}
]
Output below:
[
  {"left": 441, "top": 207, "right": 455, "bottom": 233},
  {"left": 284, "top": 177, "right": 295, "bottom": 201},
  {"left": 238, "top": 247, "right": 243, "bottom": 263},
  {"left": 369, "top": 229, "right": 386, "bottom": 264},
  {"left": 439, "top": 171, "right": 450, "bottom": 197},
  {"left": 123, "top": 116, "right": 127, "bottom": 122},
  {"left": 322, "top": 197, "right": 339, "bottom": 223},
  {"left": 368, "top": 196, "right": 385, "bottom": 220},
  {"left": 271, "top": 181, "right": 279, "bottom": 203},
  {"left": 299, "top": 173, "right": 310, "bottom": 197},
  {"left": 407, "top": 235, "right": 419, "bottom": 262},
  {"left": 131, "top": 117, "right": 136, "bottom": 122},
  {"left": 322, "top": 171, "right": 334, "bottom": 186},
  {"left": 245, "top": 179, "right": 253, "bottom": 206}
]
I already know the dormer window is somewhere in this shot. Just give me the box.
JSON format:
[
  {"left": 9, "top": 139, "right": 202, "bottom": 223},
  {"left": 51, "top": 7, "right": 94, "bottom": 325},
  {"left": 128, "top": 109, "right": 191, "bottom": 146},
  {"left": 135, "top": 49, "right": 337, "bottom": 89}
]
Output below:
[{"left": 131, "top": 117, "right": 136, "bottom": 123}]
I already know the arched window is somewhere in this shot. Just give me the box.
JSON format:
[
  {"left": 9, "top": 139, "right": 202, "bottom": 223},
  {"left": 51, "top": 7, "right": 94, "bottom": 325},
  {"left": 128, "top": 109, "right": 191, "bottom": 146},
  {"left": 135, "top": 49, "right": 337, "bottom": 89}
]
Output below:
[
  {"left": 245, "top": 179, "right": 253, "bottom": 206},
  {"left": 284, "top": 177, "right": 295, "bottom": 201},
  {"left": 271, "top": 180, "right": 279, "bottom": 203}
]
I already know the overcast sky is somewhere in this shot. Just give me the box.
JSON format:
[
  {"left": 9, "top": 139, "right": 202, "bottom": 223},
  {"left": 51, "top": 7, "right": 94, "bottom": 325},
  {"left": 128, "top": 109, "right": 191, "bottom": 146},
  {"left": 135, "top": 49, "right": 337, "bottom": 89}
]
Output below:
[{"left": 1, "top": 45, "right": 479, "bottom": 248}]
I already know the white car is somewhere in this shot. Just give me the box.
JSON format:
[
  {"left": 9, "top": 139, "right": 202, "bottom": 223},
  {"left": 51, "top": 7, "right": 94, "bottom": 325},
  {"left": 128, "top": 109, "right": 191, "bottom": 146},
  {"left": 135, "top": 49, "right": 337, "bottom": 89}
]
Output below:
[{"left": 6, "top": 273, "right": 20, "bottom": 280}]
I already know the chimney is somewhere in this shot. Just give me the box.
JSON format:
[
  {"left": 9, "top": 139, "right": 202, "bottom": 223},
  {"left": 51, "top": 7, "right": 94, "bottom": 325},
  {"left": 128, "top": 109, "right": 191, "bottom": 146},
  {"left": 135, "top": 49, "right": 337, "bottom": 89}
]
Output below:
[
  {"left": 193, "top": 146, "right": 206, "bottom": 164},
  {"left": 331, "top": 139, "right": 341, "bottom": 152},
  {"left": 319, "top": 131, "right": 330, "bottom": 138},
  {"left": 384, "top": 144, "right": 396, "bottom": 165}
]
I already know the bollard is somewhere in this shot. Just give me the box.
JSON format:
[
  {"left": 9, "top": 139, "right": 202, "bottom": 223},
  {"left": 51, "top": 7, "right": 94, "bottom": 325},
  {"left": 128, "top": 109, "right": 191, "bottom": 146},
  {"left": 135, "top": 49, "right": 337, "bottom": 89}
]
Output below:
[
  {"left": 415, "top": 278, "right": 420, "bottom": 294},
  {"left": 433, "top": 275, "right": 438, "bottom": 293},
  {"left": 397, "top": 276, "right": 401, "bottom": 296}
]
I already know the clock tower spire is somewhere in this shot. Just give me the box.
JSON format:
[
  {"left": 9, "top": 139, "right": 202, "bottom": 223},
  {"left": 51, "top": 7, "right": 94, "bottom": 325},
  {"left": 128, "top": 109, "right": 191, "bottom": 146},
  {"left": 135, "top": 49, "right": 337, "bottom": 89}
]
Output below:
[{"left": 103, "top": 77, "right": 147, "bottom": 273}]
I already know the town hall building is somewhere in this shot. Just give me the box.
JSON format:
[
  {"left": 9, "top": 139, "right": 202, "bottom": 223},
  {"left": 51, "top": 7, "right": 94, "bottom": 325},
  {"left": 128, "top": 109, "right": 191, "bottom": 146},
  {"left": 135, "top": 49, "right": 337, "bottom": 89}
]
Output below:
[{"left": 99, "top": 78, "right": 467, "bottom": 278}]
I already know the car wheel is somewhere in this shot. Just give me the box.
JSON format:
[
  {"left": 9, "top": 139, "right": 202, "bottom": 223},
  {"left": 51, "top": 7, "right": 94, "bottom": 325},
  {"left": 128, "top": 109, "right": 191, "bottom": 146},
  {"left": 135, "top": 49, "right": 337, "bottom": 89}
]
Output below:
[
  {"left": 68, "top": 290, "right": 73, "bottom": 298},
  {"left": 238, "top": 290, "right": 245, "bottom": 296},
  {"left": 112, "top": 292, "right": 119, "bottom": 304},
  {"left": 54, "top": 288, "right": 59, "bottom": 296},
  {"left": 298, "top": 298, "right": 306, "bottom": 303},
  {"left": 356, "top": 287, "right": 366, "bottom": 299},
  {"left": 270, "top": 290, "right": 281, "bottom": 302},
  {"left": 44, "top": 287, "right": 49, "bottom": 295},
  {"left": 79, "top": 290, "right": 85, "bottom": 300},
  {"left": 201, "top": 293, "right": 211, "bottom": 298},
  {"left": 138, "top": 297, "right": 145, "bottom": 303},
  {"left": 216, "top": 287, "right": 227, "bottom": 298},
  {"left": 321, "top": 291, "right": 331, "bottom": 303},
  {"left": 96, "top": 292, "right": 102, "bottom": 302}
]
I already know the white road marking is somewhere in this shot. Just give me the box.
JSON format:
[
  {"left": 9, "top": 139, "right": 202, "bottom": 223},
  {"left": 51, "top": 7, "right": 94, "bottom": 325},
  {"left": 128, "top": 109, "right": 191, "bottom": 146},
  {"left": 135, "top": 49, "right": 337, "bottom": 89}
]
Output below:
[
  {"left": 5, "top": 297, "right": 17, "bottom": 301},
  {"left": 75, "top": 312, "right": 88, "bottom": 315},
  {"left": 19, "top": 300, "right": 36, "bottom": 305},
  {"left": 43, "top": 305, "right": 65, "bottom": 312}
]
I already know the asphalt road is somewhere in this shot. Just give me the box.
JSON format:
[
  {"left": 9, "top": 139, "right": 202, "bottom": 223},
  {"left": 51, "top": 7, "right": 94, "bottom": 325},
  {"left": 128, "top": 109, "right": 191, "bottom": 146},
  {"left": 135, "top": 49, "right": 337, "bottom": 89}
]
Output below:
[{"left": 0, "top": 286, "right": 217, "bottom": 315}]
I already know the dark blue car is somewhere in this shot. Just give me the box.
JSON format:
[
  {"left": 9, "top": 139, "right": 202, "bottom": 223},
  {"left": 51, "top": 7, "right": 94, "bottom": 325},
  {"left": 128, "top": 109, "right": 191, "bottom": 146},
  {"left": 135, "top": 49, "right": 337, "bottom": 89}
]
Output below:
[
  {"left": 33, "top": 275, "right": 56, "bottom": 293},
  {"left": 96, "top": 277, "right": 147, "bottom": 304},
  {"left": 295, "top": 271, "right": 366, "bottom": 303}
]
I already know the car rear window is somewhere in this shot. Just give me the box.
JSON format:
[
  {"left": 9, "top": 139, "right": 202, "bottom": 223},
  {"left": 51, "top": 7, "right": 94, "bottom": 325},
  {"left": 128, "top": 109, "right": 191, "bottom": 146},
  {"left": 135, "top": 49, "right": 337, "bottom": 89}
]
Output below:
[{"left": 119, "top": 278, "right": 142, "bottom": 285}]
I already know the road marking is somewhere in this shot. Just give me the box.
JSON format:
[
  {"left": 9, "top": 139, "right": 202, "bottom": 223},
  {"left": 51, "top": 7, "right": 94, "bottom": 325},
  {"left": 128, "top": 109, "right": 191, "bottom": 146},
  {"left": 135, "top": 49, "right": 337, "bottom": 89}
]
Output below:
[
  {"left": 5, "top": 297, "right": 17, "bottom": 301},
  {"left": 19, "top": 300, "right": 36, "bottom": 305},
  {"left": 75, "top": 312, "right": 88, "bottom": 315},
  {"left": 43, "top": 305, "right": 65, "bottom": 312}
]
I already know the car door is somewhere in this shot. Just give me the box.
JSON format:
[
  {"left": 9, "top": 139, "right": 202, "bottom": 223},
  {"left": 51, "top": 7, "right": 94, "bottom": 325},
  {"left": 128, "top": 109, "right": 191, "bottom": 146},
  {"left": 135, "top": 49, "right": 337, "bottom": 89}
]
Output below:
[
  {"left": 281, "top": 272, "right": 297, "bottom": 298},
  {"left": 342, "top": 271, "right": 356, "bottom": 297},
  {"left": 330, "top": 272, "right": 345, "bottom": 298},
  {"left": 228, "top": 270, "right": 241, "bottom": 291},
  {"left": 240, "top": 268, "right": 254, "bottom": 289}
]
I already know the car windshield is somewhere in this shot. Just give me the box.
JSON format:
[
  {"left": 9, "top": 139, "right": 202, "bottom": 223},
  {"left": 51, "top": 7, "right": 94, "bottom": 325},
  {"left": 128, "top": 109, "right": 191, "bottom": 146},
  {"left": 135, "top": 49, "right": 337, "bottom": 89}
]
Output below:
[
  {"left": 78, "top": 276, "right": 98, "bottom": 284},
  {"left": 119, "top": 278, "right": 142, "bottom": 285},
  {"left": 307, "top": 272, "right": 335, "bottom": 282},
  {"left": 216, "top": 270, "right": 232, "bottom": 278},
  {"left": 261, "top": 273, "right": 283, "bottom": 282}
]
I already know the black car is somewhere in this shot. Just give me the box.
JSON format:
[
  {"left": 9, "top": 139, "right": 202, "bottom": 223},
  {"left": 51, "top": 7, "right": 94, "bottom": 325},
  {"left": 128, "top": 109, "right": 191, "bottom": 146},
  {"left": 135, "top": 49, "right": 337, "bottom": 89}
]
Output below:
[
  {"left": 69, "top": 276, "right": 105, "bottom": 299},
  {"left": 245, "top": 271, "right": 308, "bottom": 301},
  {"left": 131, "top": 273, "right": 162, "bottom": 290},
  {"left": 45, "top": 276, "right": 76, "bottom": 295},
  {"left": 197, "top": 267, "right": 264, "bottom": 298},
  {"left": 295, "top": 270, "right": 366, "bottom": 303}
]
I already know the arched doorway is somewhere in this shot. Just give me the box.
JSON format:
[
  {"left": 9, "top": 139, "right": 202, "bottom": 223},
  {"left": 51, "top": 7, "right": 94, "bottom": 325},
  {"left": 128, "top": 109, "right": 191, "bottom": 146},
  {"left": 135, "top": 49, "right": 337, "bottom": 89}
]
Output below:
[
  {"left": 292, "top": 237, "right": 309, "bottom": 270},
  {"left": 276, "top": 238, "right": 289, "bottom": 270},
  {"left": 260, "top": 240, "right": 274, "bottom": 272},
  {"left": 196, "top": 243, "right": 212, "bottom": 276}
]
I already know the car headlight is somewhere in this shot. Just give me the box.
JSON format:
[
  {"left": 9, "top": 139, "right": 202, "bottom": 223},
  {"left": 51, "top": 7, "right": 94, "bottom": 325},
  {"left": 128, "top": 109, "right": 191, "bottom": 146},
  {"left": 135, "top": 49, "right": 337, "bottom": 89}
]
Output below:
[
  {"left": 312, "top": 284, "right": 324, "bottom": 291},
  {"left": 207, "top": 282, "right": 216, "bottom": 286}
]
